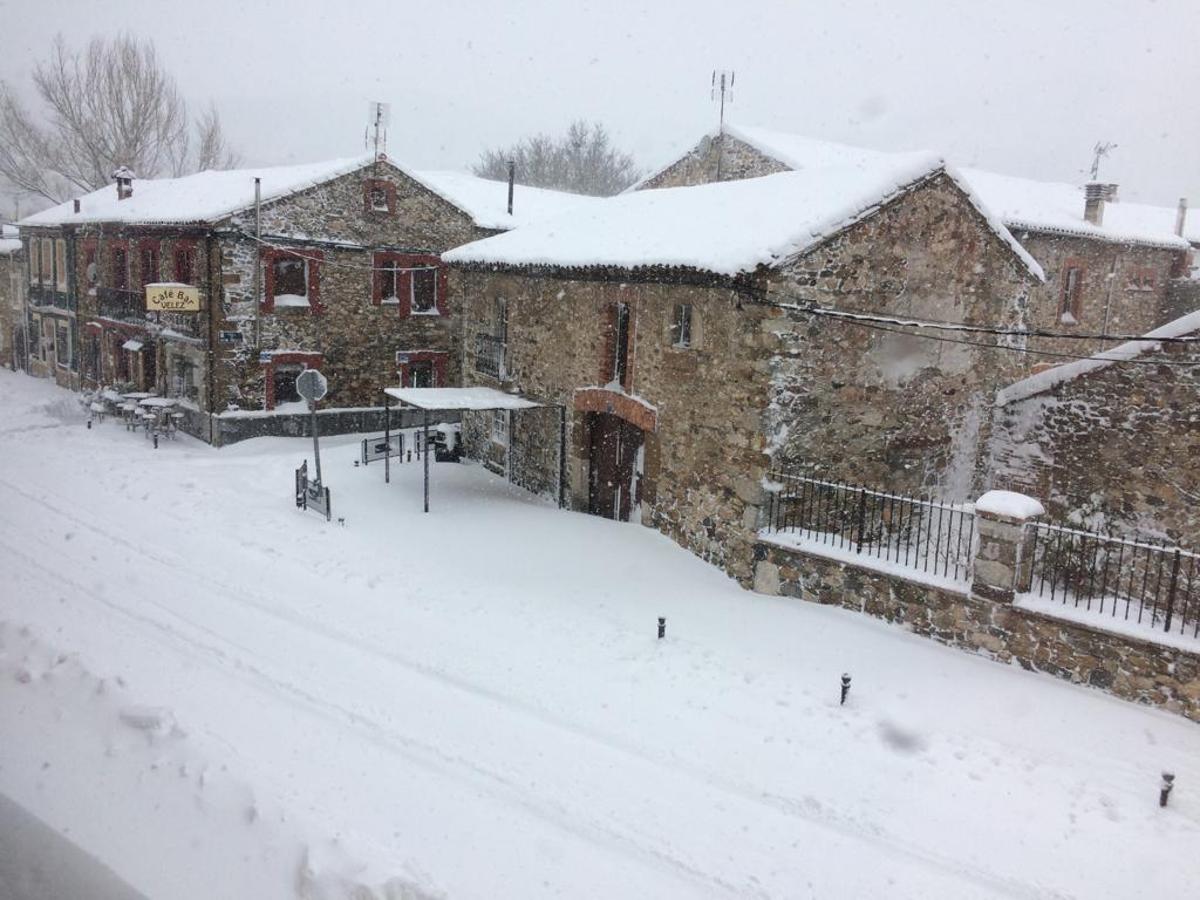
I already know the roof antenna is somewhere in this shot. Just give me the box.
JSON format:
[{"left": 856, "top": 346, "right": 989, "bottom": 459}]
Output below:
[
  {"left": 711, "top": 70, "right": 735, "bottom": 180},
  {"left": 367, "top": 101, "right": 391, "bottom": 174},
  {"left": 1088, "top": 141, "right": 1117, "bottom": 181}
]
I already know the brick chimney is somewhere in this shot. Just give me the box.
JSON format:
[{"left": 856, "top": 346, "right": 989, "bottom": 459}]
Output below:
[
  {"left": 1084, "top": 182, "right": 1118, "bottom": 226},
  {"left": 113, "top": 166, "right": 135, "bottom": 201},
  {"left": 1176, "top": 198, "right": 1188, "bottom": 237}
]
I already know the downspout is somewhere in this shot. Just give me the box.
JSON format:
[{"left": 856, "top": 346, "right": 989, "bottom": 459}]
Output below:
[
  {"left": 206, "top": 232, "right": 216, "bottom": 445},
  {"left": 253, "top": 177, "right": 262, "bottom": 349},
  {"left": 1100, "top": 252, "right": 1119, "bottom": 350}
]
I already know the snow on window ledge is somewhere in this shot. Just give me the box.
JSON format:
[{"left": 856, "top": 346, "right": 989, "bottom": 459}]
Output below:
[
  {"left": 273, "top": 294, "right": 311, "bottom": 308},
  {"left": 410, "top": 308, "right": 441, "bottom": 317}
]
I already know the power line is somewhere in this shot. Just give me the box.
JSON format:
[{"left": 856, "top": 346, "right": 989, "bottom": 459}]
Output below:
[
  {"left": 758, "top": 289, "right": 1200, "bottom": 345},
  {"left": 749, "top": 292, "right": 1200, "bottom": 369}
]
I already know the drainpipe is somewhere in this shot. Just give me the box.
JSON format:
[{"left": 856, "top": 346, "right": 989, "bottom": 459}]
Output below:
[
  {"left": 253, "top": 177, "right": 262, "bottom": 349},
  {"left": 206, "top": 233, "right": 216, "bottom": 446},
  {"left": 1100, "top": 253, "right": 1119, "bottom": 350}
]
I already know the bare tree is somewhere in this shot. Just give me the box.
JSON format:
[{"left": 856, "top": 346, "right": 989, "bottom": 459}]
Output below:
[
  {"left": 0, "top": 34, "right": 240, "bottom": 204},
  {"left": 473, "top": 120, "right": 639, "bottom": 196}
]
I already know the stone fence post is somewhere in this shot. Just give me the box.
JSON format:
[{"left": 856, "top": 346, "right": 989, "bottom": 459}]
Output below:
[{"left": 970, "top": 490, "right": 1045, "bottom": 603}]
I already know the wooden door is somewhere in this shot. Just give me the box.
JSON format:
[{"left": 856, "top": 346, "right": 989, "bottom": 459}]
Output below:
[{"left": 588, "top": 413, "right": 644, "bottom": 522}]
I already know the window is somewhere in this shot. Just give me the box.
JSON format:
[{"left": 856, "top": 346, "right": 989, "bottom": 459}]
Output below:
[
  {"left": 1059, "top": 264, "right": 1082, "bottom": 323},
  {"left": 141, "top": 243, "right": 160, "bottom": 290},
  {"left": 272, "top": 364, "right": 304, "bottom": 405},
  {"left": 29, "top": 240, "right": 39, "bottom": 283},
  {"left": 41, "top": 318, "right": 53, "bottom": 361},
  {"left": 273, "top": 257, "right": 308, "bottom": 304},
  {"left": 1127, "top": 268, "right": 1156, "bottom": 292},
  {"left": 40, "top": 238, "right": 53, "bottom": 283},
  {"left": 611, "top": 302, "right": 631, "bottom": 384},
  {"left": 173, "top": 358, "right": 198, "bottom": 401},
  {"left": 112, "top": 248, "right": 128, "bottom": 290},
  {"left": 671, "top": 303, "right": 693, "bottom": 348},
  {"left": 491, "top": 409, "right": 508, "bottom": 446},
  {"left": 174, "top": 245, "right": 195, "bottom": 284},
  {"left": 84, "top": 247, "right": 98, "bottom": 293},
  {"left": 55, "top": 322, "right": 70, "bottom": 368},
  {"left": 55, "top": 239, "right": 67, "bottom": 291},
  {"left": 412, "top": 268, "right": 437, "bottom": 313},
  {"left": 407, "top": 360, "right": 435, "bottom": 388},
  {"left": 494, "top": 297, "right": 508, "bottom": 342},
  {"left": 363, "top": 179, "right": 395, "bottom": 215},
  {"left": 379, "top": 259, "right": 400, "bottom": 304}
]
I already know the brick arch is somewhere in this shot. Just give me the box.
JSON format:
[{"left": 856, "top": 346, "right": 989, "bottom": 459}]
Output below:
[{"left": 574, "top": 387, "right": 657, "bottom": 433}]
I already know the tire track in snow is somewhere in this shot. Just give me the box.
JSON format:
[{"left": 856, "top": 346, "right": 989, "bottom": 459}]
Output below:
[{"left": 0, "top": 475, "right": 1057, "bottom": 900}]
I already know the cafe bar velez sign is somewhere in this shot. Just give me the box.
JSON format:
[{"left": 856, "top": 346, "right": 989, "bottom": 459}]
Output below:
[{"left": 145, "top": 282, "right": 200, "bottom": 312}]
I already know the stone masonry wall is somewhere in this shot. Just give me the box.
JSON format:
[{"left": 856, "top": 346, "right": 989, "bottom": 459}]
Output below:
[
  {"left": 0, "top": 251, "right": 23, "bottom": 369},
  {"left": 637, "top": 134, "right": 788, "bottom": 190},
  {"left": 766, "top": 173, "right": 1035, "bottom": 498},
  {"left": 989, "top": 340, "right": 1200, "bottom": 546},
  {"left": 1014, "top": 230, "right": 1183, "bottom": 362},
  {"left": 756, "top": 540, "right": 1200, "bottom": 721},
  {"left": 453, "top": 269, "right": 773, "bottom": 580},
  {"left": 214, "top": 161, "right": 487, "bottom": 412}
]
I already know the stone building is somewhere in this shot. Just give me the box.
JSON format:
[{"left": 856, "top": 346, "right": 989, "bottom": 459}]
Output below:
[
  {"left": 988, "top": 309, "right": 1200, "bottom": 547},
  {"left": 18, "top": 156, "right": 592, "bottom": 442},
  {"left": 636, "top": 124, "right": 1195, "bottom": 365},
  {"left": 0, "top": 225, "right": 26, "bottom": 371},
  {"left": 445, "top": 151, "right": 1041, "bottom": 581}
]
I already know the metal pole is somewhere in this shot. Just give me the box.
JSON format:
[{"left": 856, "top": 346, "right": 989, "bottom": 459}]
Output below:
[
  {"left": 384, "top": 392, "right": 391, "bottom": 485},
  {"left": 310, "top": 396, "right": 323, "bottom": 488},
  {"left": 253, "top": 177, "right": 262, "bottom": 349},
  {"left": 559, "top": 405, "right": 567, "bottom": 509},
  {"left": 423, "top": 407, "right": 430, "bottom": 513},
  {"left": 507, "top": 161, "right": 515, "bottom": 216}
]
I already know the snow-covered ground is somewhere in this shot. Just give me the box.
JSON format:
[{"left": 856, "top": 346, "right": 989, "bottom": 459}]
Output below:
[{"left": 1, "top": 370, "right": 1198, "bottom": 899}]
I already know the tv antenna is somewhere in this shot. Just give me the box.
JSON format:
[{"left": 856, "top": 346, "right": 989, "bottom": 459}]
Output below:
[
  {"left": 711, "top": 70, "right": 734, "bottom": 133},
  {"left": 365, "top": 101, "right": 391, "bottom": 168},
  {"left": 1088, "top": 141, "right": 1117, "bottom": 181}
]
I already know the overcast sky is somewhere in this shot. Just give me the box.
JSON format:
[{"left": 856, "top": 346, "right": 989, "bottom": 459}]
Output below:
[{"left": 1, "top": 0, "right": 1197, "bottom": 216}]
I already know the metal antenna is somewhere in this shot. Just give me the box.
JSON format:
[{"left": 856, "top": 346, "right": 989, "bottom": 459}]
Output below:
[
  {"left": 367, "top": 101, "right": 391, "bottom": 175},
  {"left": 711, "top": 70, "right": 735, "bottom": 133},
  {"left": 1089, "top": 141, "right": 1117, "bottom": 181}
]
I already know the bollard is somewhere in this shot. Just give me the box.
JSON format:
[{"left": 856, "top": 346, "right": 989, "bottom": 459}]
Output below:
[
  {"left": 657, "top": 617, "right": 666, "bottom": 640},
  {"left": 840, "top": 673, "right": 852, "bottom": 705},
  {"left": 354, "top": 460, "right": 360, "bottom": 467},
  {"left": 87, "top": 420, "right": 92, "bottom": 429},
  {"left": 153, "top": 434, "right": 159, "bottom": 449},
  {"left": 1161, "top": 772, "right": 1175, "bottom": 807}
]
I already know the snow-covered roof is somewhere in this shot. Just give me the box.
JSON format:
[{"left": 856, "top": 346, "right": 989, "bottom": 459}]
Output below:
[
  {"left": 408, "top": 171, "right": 599, "bottom": 231},
  {"left": 959, "top": 168, "right": 1192, "bottom": 250},
  {"left": 996, "top": 308, "right": 1200, "bottom": 406},
  {"left": 446, "top": 156, "right": 1042, "bottom": 279},
  {"left": 638, "top": 124, "right": 1192, "bottom": 251},
  {"left": 18, "top": 157, "right": 594, "bottom": 233},
  {"left": 384, "top": 386, "right": 544, "bottom": 410},
  {"left": 20, "top": 156, "right": 378, "bottom": 228}
]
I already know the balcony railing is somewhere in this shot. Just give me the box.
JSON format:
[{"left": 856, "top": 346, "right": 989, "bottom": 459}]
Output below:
[
  {"left": 474, "top": 333, "right": 507, "bottom": 380},
  {"left": 97, "top": 286, "right": 145, "bottom": 322},
  {"left": 28, "top": 283, "right": 75, "bottom": 311}
]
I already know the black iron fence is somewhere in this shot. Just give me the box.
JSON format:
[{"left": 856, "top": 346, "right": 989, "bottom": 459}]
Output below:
[
  {"left": 1024, "top": 523, "right": 1200, "bottom": 638},
  {"left": 763, "top": 472, "right": 975, "bottom": 584},
  {"left": 474, "top": 333, "right": 507, "bottom": 379}
]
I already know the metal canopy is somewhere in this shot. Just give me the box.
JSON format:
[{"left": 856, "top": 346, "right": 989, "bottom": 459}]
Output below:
[
  {"left": 383, "top": 386, "right": 544, "bottom": 411},
  {"left": 382, "top": 386, "right": 565, "bottom": 515}
]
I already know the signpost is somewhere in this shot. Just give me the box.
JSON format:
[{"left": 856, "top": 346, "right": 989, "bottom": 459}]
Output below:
[{"left": 295, "top": 369, "right": 330, "bottom": 520}]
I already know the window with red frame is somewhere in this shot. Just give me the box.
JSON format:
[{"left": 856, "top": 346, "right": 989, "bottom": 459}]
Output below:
[
  {"left": 174, "top": 245, "right": 195, "bottom": 284},
  {"left": 378, "top": 259, "right": 400, "bottom": 304},
  {"left": 396, "top": 351, "right": 446, "bottom": 388},
  {"left": 140, "top": 243, "right": 160, "bottom": 290},
  {"left": 1058, "top": 264, "right": 1083, "bottom": 323},
  {"left": 364, "top": 179, "right": 396, "bottom": 215}
]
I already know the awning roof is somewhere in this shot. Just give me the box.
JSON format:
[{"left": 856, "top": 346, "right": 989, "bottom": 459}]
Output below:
[
  {"left": 384, "top": 386, "right": 545, "bottom": 411},
  {"left": 122, "top": 339, "right": 144, "bottom": 351}
]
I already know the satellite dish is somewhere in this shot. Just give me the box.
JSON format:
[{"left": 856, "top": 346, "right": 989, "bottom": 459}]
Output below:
[{"left": 295, "top": 368, "right": 328, "bottom": 402}]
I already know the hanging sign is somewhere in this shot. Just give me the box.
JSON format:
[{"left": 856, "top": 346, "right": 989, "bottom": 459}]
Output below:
[{"left": 146, "top": 282, "right": 200, "bottom": 312}]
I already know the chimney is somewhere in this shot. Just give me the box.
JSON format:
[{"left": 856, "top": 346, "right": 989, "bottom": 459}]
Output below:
[
  {"left": 1175, "top": 198, "right": 1188, "bottom": 237},
  {"left": 112, "top": 166, "right": 135, "bottom": 201},
  {"left": 73, "top": 199, "right": 80, "bottom": 213},
  {"left": 1084, "top": 182, "right": 1118, "bottom": 226},
  {"left": 506, "top": 160, "right": 515, "bottom": 216}
]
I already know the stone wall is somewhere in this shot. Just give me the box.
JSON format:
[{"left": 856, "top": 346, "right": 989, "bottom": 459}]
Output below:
[
  {"left": 213, "top": 161, "right": 483, "bottom": 413},
  {"left": 637, "top": 134, "right": 788, "bottom": 190},
  {"left": 988, "top": 338, "right": 1200, "bottom": 547},
  {"left": 754, "top": 539, "right": 1200, "bottom": 721},
  {"left": 1013, "top": 230, "right": 1183, "bottom": 361},
  {"left": 453, "top": 269, "right": 774, "bottom": 580},
  {"left": 766, "top": 172, "right": 1035, "bottom": 498},
  {"left": 0, "top": 251, "right": 23, "bottom": 369}
]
